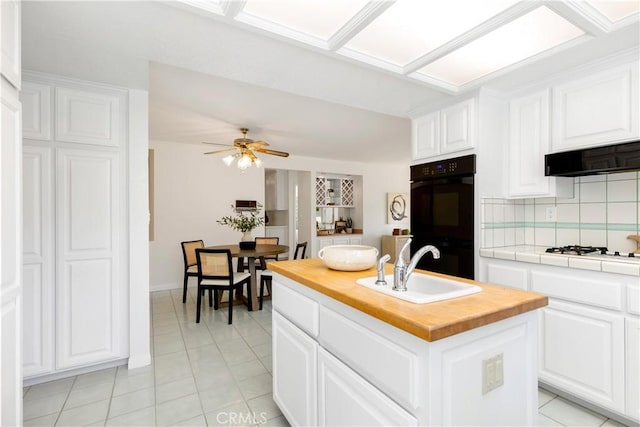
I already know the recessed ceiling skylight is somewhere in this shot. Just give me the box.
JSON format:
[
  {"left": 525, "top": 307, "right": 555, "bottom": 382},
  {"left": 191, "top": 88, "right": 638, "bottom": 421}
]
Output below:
[
  {"left": 240, "top": 0, "right": 369, "bottom": 41},
  {"left": 587, "top": 1, "right": 640, "bottom": 22},
  {"left": 414, "top": 6, "right": 585, "bottom": 86},
  {"left": 341, "top": 0, "right": 518, "bottom": 67}
]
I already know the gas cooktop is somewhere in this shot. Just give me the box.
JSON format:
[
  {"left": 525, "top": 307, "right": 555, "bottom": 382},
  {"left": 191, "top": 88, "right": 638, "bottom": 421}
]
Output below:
[{"left": 545, "top": 245, "right": 640, "bottom": 261}]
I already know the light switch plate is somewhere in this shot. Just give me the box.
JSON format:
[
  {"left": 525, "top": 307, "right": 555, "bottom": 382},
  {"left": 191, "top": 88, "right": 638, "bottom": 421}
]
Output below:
[{"left": 482, "top": 353, "right": 504, "bottom": 394}]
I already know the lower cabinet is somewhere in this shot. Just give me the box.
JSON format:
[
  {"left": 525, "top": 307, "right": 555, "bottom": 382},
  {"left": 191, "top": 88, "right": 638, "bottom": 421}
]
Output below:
[
  {"left": 539, "top": 300, "right": 625, "bottom": 412},
  {"left": 272, "top": 312, "right": 317, "bottom": 426},
  {"left": 626, "top": 317, "right": 640, "bottom": 420},
  {"left": 317, "top": 348, "right": 417, "bottom": 427},
  {"left": 316, "top": 235, "right": 363, "bottom": 255}
]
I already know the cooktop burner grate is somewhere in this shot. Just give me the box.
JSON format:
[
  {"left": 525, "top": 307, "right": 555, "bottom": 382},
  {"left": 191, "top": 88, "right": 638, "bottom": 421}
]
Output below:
[{"left": 545, "top": 245, "right": 608, "bottom": 255}]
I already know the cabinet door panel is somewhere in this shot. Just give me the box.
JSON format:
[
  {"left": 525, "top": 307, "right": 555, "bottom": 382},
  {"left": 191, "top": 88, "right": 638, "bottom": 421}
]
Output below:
[
  {"left": 21, "top": 82, "right": 51, "bottom": 141},
  {"left": 626, "top": 318, "right": 639, "bottom": 421},
  {"left": 440, "top": 99, "right": 475, "bottom": 154},
  {"left": 552, "top": 64, "right": 639, "bottom": 150},
  {"left": 56, "top": 149, "right": 121, "bottom": 369},
  {"left": 22, "top": 264, "right": 54, "bottom": 376},
  {"left": 413, "top": 112, "right": 439, "bottom": 160},
  {"left": 55, "top": 87, "right": 121, "bottom": 146},
  {"left": 539, "top": 301, "right": 624, "bottom": 412},
  {"left": 318, "top": 348, "right": 417, "bottom": 426},
  {"left": 272, "top": 312, "right": 317, "bottom": 427}
]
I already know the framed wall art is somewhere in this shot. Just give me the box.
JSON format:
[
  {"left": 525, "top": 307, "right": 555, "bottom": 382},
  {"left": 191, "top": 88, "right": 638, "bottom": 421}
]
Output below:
[{"left": 387, "top": 192, "right": 409, "bottom": 224}]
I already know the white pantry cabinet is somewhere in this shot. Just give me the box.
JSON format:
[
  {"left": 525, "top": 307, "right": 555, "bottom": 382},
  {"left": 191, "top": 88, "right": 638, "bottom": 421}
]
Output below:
[
  {"left": 412, "top": 98, "right": 475, "bottom": 161},
  {"left": 551, "top": 63, "right": 639, "bottom": 152},
  {"left": 21, "top": 74, "right": 129, "bottom": 380},
  {"left": 507, "top": 89, "right": 572, "bottom": 198}
]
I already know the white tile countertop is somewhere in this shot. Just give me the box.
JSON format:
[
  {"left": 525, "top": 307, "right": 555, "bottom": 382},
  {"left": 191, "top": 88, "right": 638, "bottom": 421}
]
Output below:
[{"left": 480, "top": 246, "right": 640, "bottom": 276}]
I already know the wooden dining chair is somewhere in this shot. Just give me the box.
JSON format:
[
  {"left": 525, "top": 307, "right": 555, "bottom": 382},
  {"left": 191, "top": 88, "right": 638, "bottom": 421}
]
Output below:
[
  {"left": 239, "top": 236, "right": 280, "bottom": 272},
  {"left": 181, "top": 240, "right": 204, "bottom": 303},
  {"left": 259, "top": 241, "right": 307, "bottom": 310},
  {"left": 195, "top": 248, "right": 251, "bottom": 324}
]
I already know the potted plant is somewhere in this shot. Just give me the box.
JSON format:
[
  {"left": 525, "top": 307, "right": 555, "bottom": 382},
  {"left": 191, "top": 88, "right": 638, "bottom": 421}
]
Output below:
[
  {"left": 217, "top": 203, "right": 265, "bottom": 249},
  {"left": 346, "top": 217, "right": 353, "bottom": 234}
]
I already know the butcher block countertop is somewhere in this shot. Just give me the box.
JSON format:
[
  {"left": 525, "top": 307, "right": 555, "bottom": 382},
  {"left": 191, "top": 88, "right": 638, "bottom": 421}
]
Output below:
[{"left": 268, "top": 258, "right": 548, "bottom": 342}]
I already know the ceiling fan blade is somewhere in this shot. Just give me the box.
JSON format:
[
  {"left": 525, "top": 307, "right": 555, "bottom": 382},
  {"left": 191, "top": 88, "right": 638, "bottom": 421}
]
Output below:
[
  {"left": 255, "top": 148, "right": 290, "bottom": 157},
  {"left": 246, "top": 140, "right": 268, "bottom": 149},
  {"left": 202, "top": 141, "right": 231, "bottom": 147},
  {"left": 204, "top": 147, "right": 237, "bottom": 155}
]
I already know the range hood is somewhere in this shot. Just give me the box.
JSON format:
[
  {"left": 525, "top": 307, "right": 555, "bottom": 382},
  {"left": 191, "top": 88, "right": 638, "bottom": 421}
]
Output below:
[{"left": 545, "top": 141, "right": 640, "bottom": 177}]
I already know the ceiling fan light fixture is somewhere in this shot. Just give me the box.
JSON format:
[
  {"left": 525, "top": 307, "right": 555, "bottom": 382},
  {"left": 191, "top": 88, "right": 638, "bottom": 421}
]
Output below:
[
  {"left": 254, "top": 157, "right": 263, "bottom": 168},
  {"left": 222, "top": 155, "right": 235, "bottom": 166},
  {"left": 237, "top": 154, "right": 253, "bottom": 170}
]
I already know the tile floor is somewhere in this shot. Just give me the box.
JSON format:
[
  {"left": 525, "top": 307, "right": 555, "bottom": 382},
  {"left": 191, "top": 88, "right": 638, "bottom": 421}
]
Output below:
[{"left": 22, "top": 288, "right": 629, "bottom": 426}]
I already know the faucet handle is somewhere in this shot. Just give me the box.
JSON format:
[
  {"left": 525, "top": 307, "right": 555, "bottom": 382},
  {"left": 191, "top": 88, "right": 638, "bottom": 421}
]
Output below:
[
  {"left": 397, "top": 238, "right": 412, "bottom": 266},
  {"left": 375, "top": 254, "right": 391, "bottom": 285}
]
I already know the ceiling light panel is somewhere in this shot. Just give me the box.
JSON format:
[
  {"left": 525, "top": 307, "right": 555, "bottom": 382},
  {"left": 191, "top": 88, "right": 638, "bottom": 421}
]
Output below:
[
  {"left": 240, "top": 0, "right": 369, "bottom": 41},
  {"left": 586, "top": 1, "right": 640, "bottom": 22},
  {"left": 341, "top": 0, "right": 519, "bottom": 67},
  {"left": 415, "top": 6, "right": 585, "bottom": 86}
]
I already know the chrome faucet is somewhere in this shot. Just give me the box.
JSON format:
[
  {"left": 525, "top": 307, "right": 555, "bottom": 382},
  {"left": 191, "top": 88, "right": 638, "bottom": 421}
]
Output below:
[
  {"left": 393, "top": 238, "right": 440, "bottom": 292},
  {"left": 375, "top": 254, "right": 391, "bottom": 285}
]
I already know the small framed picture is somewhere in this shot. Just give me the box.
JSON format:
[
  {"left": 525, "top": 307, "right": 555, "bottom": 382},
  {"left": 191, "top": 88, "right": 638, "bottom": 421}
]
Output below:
[
  {"left": 387, "top": 193, "right": 409, "bottom": 224},
  {"left": 334, "top": 220, "right": 347, "bottom": 233}
]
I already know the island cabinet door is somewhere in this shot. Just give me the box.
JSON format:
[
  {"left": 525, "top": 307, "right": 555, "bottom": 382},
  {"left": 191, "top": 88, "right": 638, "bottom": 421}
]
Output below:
[
  {"left": 317, "top": 348, "right": 418, "bottom": 427},
  {"left": 272, "top": 311, "right": 317, "bottom": 426}
]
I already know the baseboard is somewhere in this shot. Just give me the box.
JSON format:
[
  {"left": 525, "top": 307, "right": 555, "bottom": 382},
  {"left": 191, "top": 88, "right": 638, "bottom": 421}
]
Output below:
[
  {"left": 150, "top": 282, "right": 181, "bottom": 292},
  {"left": 24, "top": 358, "right": 128, "bottom": 387}
]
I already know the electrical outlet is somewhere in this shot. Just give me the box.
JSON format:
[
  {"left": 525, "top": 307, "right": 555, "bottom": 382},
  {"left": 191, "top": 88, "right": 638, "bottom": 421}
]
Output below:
[
  {"left": 482, "top": 353, "right": 504, "bottom": 395},
  {"left": 545, "top": 207, "right": 557, "bottom": 222}
]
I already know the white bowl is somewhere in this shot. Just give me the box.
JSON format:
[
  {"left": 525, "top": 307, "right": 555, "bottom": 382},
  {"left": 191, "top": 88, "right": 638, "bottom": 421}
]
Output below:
[{"left": 318, "top": 245, "right": 379, "bottom": 271}]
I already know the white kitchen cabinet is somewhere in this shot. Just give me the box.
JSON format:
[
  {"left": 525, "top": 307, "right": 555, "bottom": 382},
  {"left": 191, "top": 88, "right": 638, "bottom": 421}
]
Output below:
[
  {"left": 507, "top": 90, "right": 572, "bottom": 198},
  {"left": 626, "top": 317, "right": 640, "bottom": 420},
  {"left": 56, "top": 148, "right": 123, "bottom": 369},
  {"left": 21, "top": 75, "right": 129, "bottom": 380},
  {"left": 272, "top": 311, "right": 317, "bottom": 426},
  {"left": 551, "top": 63, "right": 639, "bottom": 151},
  {"left": 265, "top": 169, "right": 288, "bottom": 211},
  {"left": 272, "top": 271, "right": 540, "bottom": 426},
  {"left": 486, "top": 262, "right": 528, "bottom": 291},
  {"left": 538, "top": 300, "right": 625, "bottom": 412},
  {"left": 21, "top": 81, "right": 51, "bottom": 141},
  {"left": 412, "top": 98, "right": 475, "bottom": 161},
  {"left": 316, "top": 235, "right": 363, "bottom": 256},
  {"left": 22, "top": 145, "right": 54, "bottom": 377},
  {"left": 318, "top": 348, "right": 417, "bottom": 427}
]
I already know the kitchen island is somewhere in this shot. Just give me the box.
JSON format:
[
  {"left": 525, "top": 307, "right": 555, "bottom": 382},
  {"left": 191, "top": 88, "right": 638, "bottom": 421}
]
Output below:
[{"left": 268, "top": 258, "right": 548, "bottom": 426}]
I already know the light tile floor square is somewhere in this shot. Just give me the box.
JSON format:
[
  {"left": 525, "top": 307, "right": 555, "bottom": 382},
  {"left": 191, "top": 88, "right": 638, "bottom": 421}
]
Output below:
[{"left": 22, "top": 287, "right": 630, "bottom": 426}]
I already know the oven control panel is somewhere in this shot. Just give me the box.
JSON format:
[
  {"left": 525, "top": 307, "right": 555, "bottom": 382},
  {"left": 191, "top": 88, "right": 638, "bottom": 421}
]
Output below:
[{"left": 411, "top": 154, "right": 476, "bottom": 180}]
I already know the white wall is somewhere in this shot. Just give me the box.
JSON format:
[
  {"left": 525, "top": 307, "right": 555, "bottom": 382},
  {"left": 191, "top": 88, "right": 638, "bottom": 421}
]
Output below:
[{"left": 149, "top": 139, "right": 409, "bottom": 291}]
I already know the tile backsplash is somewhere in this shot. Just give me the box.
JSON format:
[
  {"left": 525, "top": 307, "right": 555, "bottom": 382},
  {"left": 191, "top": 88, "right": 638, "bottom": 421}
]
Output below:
[{"left": 481, "top": 172, "right": 640, "bottom": 253}]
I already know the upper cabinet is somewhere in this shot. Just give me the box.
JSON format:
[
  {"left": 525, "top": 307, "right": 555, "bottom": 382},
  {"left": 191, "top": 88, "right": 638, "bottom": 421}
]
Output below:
[
  {"left": 507, "top": 89, "right": 573, "bottom": 199},
  {"left": 1, "top": 0, "right": 21, "bottom": 89},
  {"left": 412, "top": 98, "right": 475, "bottom": 161},
  {"left": 316, "top": 176, "right": 354, "bottom": 208},
  {"left": 551, "top": 63, "right": 639, "bottom": 152}
]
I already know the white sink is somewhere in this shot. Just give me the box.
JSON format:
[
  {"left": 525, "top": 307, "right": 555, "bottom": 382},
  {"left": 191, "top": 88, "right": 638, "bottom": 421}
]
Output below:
[{"left": 356, "top": 273, "right": 482, "bottom": 304}]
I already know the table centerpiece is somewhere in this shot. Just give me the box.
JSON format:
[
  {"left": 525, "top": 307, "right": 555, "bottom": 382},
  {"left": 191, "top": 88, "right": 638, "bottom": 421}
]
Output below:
[{"left": 217, "top": 203, "right": 265, "bottom": 249}]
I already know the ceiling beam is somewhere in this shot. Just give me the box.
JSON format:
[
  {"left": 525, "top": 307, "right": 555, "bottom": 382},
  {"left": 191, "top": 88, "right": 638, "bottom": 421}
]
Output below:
[
  {"left": 327, "top": 0, "right": 396, "bottom": 51},
  {"left": 403, "top": 1, "right": 541, "bottom": 75},
  {"left": 545, "top": 1, "right": 609, "bottom": 36},
  {"left": 221, "top": 0, "right": 246, "bottom": 19}
]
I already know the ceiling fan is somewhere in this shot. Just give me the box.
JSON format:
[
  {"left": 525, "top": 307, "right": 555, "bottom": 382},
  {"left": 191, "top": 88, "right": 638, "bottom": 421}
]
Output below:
[{"left": 203, "top": 128, "right": 289, "bottom": 170}]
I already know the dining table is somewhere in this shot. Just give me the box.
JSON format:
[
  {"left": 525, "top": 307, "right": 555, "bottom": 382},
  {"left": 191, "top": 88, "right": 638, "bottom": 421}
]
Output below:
[{"left": 206, "top": 243, "right": 288, "bottom": 311}]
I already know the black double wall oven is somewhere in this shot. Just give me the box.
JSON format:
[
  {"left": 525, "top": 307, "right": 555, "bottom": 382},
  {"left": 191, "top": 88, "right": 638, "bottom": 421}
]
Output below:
[{"left": 410, "top": 155, "right": 475, "bottom": 280}]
